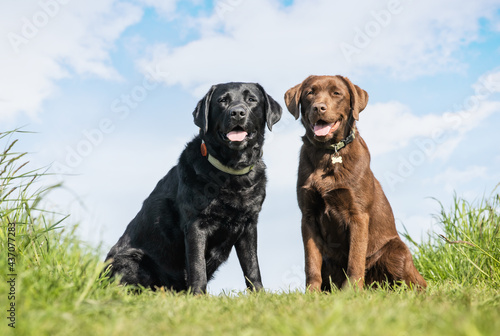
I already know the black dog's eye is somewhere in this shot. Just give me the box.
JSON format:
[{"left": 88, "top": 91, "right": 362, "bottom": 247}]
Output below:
[
  {"left": 248, "top": 97, "right": 257, "bottom": 102},
  {"left": 218, "top": 97, "right": 228, "bottom": 103}
]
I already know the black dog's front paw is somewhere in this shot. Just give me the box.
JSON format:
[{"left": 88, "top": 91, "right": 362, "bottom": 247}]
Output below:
[
  {"left": 250, "top": 282, "right": 264, "bottom": 292},
  {"left": 245, "top": 278, "right": 264, "bottom": 292},
  {"left": 188, "top": 278, "right": 208, "bottom": 295},
  {"left": 189, "top": 284, "right": 207, "bottom": 295}
]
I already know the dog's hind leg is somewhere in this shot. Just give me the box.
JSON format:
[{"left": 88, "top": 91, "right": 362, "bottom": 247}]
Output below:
[
  {"left": 106, "top": 248, "right": 162, "bottom": 290},
  {"left": 400, "top": 247, "right": 427, "bottom": 290},
  {"left": 366, "top": 239, "right": 427, "bottom": 290}
]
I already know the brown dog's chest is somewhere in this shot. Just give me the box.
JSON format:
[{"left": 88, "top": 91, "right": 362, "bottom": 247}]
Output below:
[
  {"left": 297, "top": 136, "right": 375, "bottom": 261},
  {"left": 300, "top": 168, "right": 362, "bottom": 258}
]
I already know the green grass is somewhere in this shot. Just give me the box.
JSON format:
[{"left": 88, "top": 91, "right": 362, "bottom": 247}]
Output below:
[
  {"left": 404, "top": 190, "right": 500, "bottom": 288},
  {"left": 1, "top": 130, "right": 499, "bottom": 336}
]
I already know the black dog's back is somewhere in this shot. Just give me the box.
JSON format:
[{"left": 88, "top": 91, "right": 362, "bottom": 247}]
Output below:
[{"left": 105, "top": 163, "right": 187, "bottom": 290}]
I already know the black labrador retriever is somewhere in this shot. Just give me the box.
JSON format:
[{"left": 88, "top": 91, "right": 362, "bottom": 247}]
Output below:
[{"left": 105, "top": 82, "right": 282, "bottom": 294}]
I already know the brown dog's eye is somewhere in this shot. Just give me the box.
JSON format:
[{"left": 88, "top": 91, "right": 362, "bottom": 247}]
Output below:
[
  {"left": 307, "top": 90, "right": 314, "bottom": 96},
  {"left": 333, "top": 92, "right": 341, "bottom": 96}
]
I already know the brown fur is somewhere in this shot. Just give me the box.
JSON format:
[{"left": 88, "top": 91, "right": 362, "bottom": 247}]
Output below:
[{"left": 285, "top": 75, "right": 427, "bottom": 291}]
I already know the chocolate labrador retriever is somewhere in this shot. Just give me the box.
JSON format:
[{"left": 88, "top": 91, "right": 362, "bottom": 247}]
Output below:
[
  {"left": 285, "top": 75, "right": 426, "bottom": 291},
  {"left": 105, "top": 82, "right": 282, "bottom": 294}
]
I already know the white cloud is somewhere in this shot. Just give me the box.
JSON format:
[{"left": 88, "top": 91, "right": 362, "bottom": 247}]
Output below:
[
  {"left": 0, "top": 0, "right": 143, "bottom": 123},
  {"left": 137, "top": 0, "right": 500, "bottom": 94},
  {"left": 135, "top": 0, "right": 178, "bottom": 17},
  {"left": 359, "top": 100, "right": 500, "bottom": 158},
  {"left": 359, "top": 67, "right": 500, "bottom": 159},
  {"left": 432, "top": 166, "right": 489, "bottom": 194},
  {"left": 473, "top": 68, "right": 500, "bottom": 95},
  {"left": 2, "top": 0, "right": 499, "bottom": 125}
]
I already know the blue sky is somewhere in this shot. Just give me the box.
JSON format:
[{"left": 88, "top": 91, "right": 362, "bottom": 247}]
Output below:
[{"left": 1, "top": 0, "right": 500, "bottom": 293}]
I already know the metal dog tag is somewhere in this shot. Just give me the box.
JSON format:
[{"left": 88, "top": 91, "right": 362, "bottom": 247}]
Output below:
[{"left": 331, "top": 155, "right": 343, "bottom": 164}]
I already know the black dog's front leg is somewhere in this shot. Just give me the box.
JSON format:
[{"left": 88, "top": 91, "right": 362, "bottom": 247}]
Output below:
[
  {"left": 235, "top": 224, "right": 263, "bottom": 291},
  {"left": 185, "top": 221, "right": 208, "bottom": 295}
]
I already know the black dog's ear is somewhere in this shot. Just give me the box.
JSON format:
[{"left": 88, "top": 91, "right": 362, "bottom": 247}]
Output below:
[
  {"left": 193, "top": 85, "right": 217, "bottom": 134},
  {"left": 256, "top": 84, "right": 283, "bottom": 131}
]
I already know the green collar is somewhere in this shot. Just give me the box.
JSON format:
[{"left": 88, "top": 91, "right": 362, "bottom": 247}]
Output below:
[
  {"left": 201, "top": 140, "right": 254, "bottom": 175},
  {"left": 307, "top": 129, "right": 356, "bottom": 152},
  {"left": 207, "top": 154, "right": 254, "bottom": 175},
  {"left": 328, "top": 129, "right": 356, "bottom": 152}
]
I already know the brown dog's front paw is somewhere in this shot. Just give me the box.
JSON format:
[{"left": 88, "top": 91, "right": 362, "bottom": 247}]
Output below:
[
  {"left": 341, "top": 277, "right": 364, "bottom": 290},
  {"left": 306, "top": 280, "right": 322, "bottom": 292}
]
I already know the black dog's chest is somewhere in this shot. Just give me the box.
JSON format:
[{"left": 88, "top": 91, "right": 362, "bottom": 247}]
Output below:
[
  {"left": 201, "top": 225, "right": 240, "bottom": 280},
  {"left": 183, "top": 165, "right": 263, "bottom": 216},
  {"left": 206, "top": 225, "right": 241, "bottom": 253},
  {"left": 199, "top": 183, "right": 264, "bottom": 228}
]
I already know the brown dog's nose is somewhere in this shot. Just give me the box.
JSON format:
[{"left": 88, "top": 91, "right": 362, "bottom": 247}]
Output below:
[{"left": 312, "top": 103, "right": 327, "bottom": 114}]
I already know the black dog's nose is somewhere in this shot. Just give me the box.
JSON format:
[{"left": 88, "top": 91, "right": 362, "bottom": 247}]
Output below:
[{"left": 230, "top": 107, "right": 247, "bottom": 120}]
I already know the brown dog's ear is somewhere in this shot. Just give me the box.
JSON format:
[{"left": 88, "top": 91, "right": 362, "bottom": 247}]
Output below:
[
  {"left": 284, "top": 83, "right": 303, "bottom": 120},
  {"left": 255, "top": 83, "right": 283, "bottom": 131},
  {"left": 339, "top": 76, "right": 369, "bottom": 121},
  {"left": 193, "top": 85, "right": 217, "bottom": 134}
]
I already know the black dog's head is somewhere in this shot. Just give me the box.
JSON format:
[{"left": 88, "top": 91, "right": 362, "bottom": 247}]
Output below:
[{"left": 193, "top": 82, "right": 282, "bottom": 151}]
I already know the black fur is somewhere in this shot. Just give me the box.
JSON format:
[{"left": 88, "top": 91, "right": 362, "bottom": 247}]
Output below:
[{"left": 105, "top": 82, "right": 282, "bottom": 294}]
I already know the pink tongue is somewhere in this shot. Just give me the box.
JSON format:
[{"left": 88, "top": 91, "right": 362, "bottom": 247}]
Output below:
[
  {"left": 314, "top": 123, "right": 333, "bottom": 136},
  {"left": 227, "top": 131, "right": 248, "bottom": 142}
]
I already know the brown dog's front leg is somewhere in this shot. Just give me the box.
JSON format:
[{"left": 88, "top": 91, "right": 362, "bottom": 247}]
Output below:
[
  {"left": 343, "top": 214, "right": 369, "bottom": 290},
  {"left": 302, "top": 217, "right": 323, "bottom": 291}
]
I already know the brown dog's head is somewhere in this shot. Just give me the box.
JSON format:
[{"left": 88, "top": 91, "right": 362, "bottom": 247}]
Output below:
[{"left": 284, "top": 75, "right": 368, "bottom": 143}]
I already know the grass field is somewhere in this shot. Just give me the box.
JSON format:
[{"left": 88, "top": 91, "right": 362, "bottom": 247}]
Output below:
[{"left": 1, "top": 130, "right": 499, "bottom": 336}]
